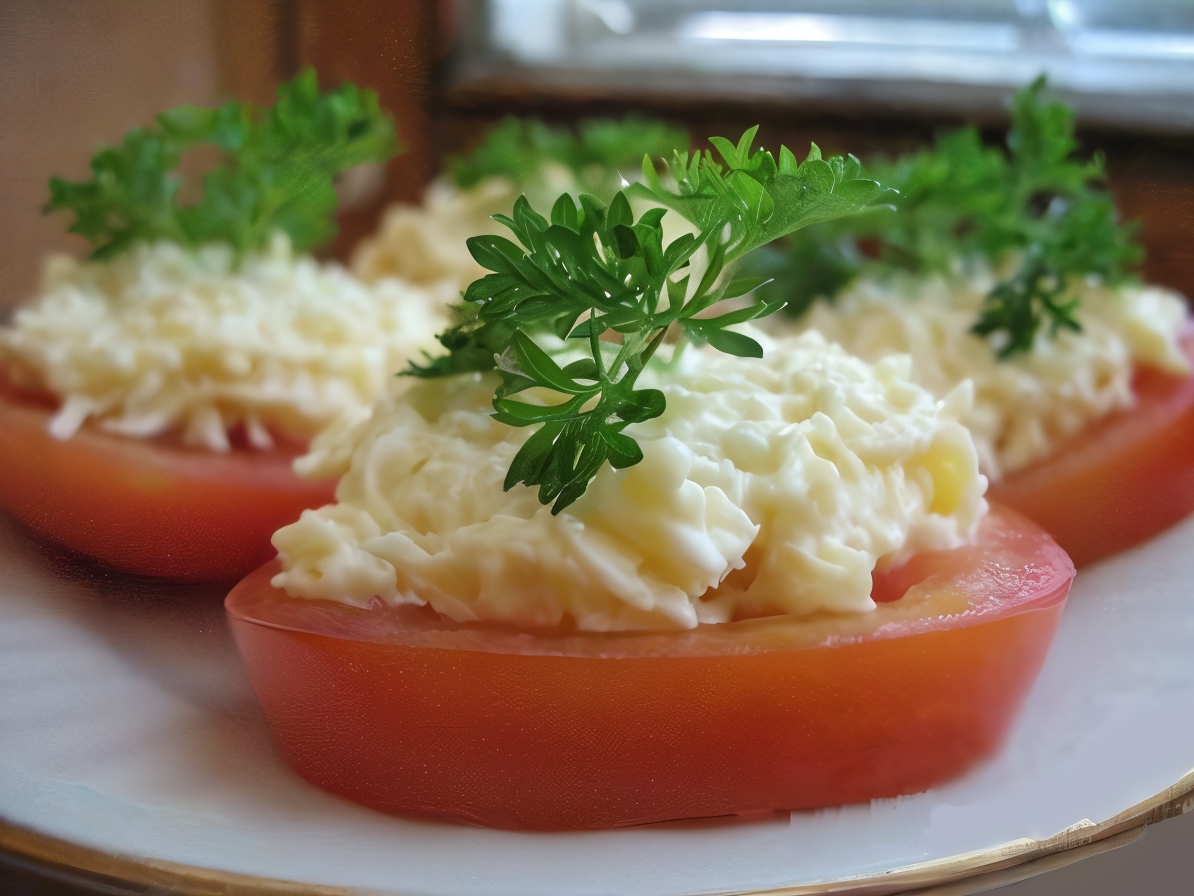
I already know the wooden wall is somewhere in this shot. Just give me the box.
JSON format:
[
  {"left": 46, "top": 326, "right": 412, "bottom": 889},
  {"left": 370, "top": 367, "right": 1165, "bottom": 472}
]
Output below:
[{"left": 0, "top": 1, "right": 226, "bottom": 310}]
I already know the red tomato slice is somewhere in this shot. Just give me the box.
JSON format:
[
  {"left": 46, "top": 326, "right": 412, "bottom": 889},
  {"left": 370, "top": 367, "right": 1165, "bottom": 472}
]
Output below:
[
  {"left": 0, "top": 384, "right": 335, "bottom": 582},
  {"left": 990, "top": 330, "right": 1194, "bottom": 567},
  {"left": 226, "top": 504, "right": 1073, "bottom": 831}
]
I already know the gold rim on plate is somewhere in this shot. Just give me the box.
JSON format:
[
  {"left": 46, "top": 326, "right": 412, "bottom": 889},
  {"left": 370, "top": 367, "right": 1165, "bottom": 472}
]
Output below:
[{"left": 1, "top": 768, "right": 1191, "bottom": 896}]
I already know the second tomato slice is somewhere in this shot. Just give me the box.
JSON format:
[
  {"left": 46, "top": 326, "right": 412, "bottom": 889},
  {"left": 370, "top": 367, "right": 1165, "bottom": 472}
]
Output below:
[{"left": 0, "top": 385, "right": 335, "bottom": 582}]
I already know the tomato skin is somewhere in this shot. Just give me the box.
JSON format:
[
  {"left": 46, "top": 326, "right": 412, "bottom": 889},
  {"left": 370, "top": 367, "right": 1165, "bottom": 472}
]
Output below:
[
  {"left": 0, "top": 388, "right": 335, "bottom": 582},
  {"left": 990, "top": 332, "right": 1194, "bottom": 567},
  {"left": 227, "top": 506, "right": 1072, "bottom": 831}
]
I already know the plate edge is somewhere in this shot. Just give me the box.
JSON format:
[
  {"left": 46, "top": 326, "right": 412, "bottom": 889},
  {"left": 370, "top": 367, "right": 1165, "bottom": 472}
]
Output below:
[{"left": 0, "top": 769, "right": 1191, "bottom": 896}]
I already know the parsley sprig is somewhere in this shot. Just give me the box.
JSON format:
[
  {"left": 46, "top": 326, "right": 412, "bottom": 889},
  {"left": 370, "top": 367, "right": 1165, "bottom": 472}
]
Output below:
[
  {"left": 755, "top": 77, "right": 1141, "bottom": 356},
  {"left": 448, "top": 115, "right": 688, "bottom": 200},
  {"left": 47, "top": 68, "right": 400, "bottom": 260},
  {"left": 411, "top": 129, "right": 892, "bottom": 512}
]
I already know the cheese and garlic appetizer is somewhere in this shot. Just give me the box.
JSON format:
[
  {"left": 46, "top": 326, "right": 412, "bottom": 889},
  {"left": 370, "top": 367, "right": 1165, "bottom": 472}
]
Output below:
[
  {"left": 0, "top": 70, "right": 451, "bottom": 452},
  {"left": 274, "top": 331, "right": 985, "bottom": 631},
  {"left": 271, "top": 134, "right": 968, "bottom": 630},
  {"left": 800, "top": 269, "right": 1189, "bottom": 478},
  {"left": 1, "top": 237, "right": 449, "bottom": 451},
  {"left": 750, "top": 78, "right": 1190, "bottom": 480}
]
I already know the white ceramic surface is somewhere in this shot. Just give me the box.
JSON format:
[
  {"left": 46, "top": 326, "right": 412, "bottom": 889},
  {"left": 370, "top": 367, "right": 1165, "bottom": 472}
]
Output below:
[{"left": 0, "top": 512, "right": 1192, "bottom": 895}]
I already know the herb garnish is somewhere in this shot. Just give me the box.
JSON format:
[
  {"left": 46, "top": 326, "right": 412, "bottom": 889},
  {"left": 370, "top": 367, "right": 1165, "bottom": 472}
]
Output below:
[
  {"left": 448, "top": 115, "right": 688, "bottom": 201},
  {"left": 752, "top": 77, "right": 1141, "bottom": 356},
  {"left": 47, "top": 68, "right": 400, "bottom": 260},
  {"left": 410, "top": 128, "right": 892, "bottom": 512}
]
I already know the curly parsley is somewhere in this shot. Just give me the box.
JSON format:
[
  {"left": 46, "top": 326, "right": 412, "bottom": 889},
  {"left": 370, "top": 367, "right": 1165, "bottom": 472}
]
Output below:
[
  {"left": 46, "top": 68, "right": 401, "bottom": 260},
  {"left": 447, "top": 115, "right": 688, "bottom": 201},
  {"left": 410, "top": 128, "right": 893, "bottom": 512},
  {"left": 756, "top": 77, "right": 1142, "bottom": 357}
]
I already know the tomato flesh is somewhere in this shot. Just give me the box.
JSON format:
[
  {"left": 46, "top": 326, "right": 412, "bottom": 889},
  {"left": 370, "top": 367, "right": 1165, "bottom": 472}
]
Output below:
[
  {"left": 226, "top": 505, "right": 1073, "bottom": 831},
  {"left": 991, "top": 331, "right": 1194, "bottom": 567},
  {"left": 0, "top": 385, "right": 335, "bottom": 582}
]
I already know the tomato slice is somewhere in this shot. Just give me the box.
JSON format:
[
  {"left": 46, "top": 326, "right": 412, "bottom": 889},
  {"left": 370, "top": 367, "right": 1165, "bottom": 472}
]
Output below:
[
  {"left": 990, "top": 331, "right": 1194, "bottom": 567},
  {"left": 0, "top": 385, "right": 335, "bottom": 582},
  {"left": 226, "top": 505, "right": 1073, "bottom": 831}
]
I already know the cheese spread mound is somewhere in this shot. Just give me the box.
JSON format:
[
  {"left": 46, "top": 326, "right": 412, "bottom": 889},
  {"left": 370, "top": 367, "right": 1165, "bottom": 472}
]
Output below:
[
  {"left": 351, "top": 173, "right": 693, "bottom": 293},
  {"left": 272, "top": 330, "right": 986, "bottom": 632},
  {"left": 801, "top": 270, "right": 1190, "bottom": 480},
  {"left": 0, "top": 236, "right": 451, "bottom": 452},
  {"left": 351, "top": 177, "right": 519, "bottom": 291}
]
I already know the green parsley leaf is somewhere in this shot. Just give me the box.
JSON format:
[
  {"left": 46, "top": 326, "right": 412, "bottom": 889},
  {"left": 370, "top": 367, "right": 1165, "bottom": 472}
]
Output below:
[
  {"left": 46, "top": 68, "right": 401, "bottom": 260},
  {"left": 447, "top": 115, "right": 688, "bottom": 201},
  {"left": 756, "top": 76, "right": 1142, "bottom": 356},
  {"left": 633, "top": 135, "right": 892, "bottom": 259},
  {"left": 410, "top": 129, "right": 892, "bottom": 513}
]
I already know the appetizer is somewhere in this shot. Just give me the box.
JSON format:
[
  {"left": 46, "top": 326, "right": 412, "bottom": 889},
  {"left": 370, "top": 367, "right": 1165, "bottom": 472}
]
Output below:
[
  {"left": 228, "top": 133, "right": 1075, "bottom": 830},
  {"left": 750, "top": 79, "right": 1194, "bottom": 565},
  {"left": 0, "top": 70, "right": 449, "bottom": 581},
  {"left": 351, "top": 115, "right": 687, "bottom": 291}
]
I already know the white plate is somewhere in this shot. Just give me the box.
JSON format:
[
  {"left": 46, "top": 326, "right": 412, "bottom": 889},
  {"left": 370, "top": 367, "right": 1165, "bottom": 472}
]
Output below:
[{"left": 0, "top": 512, "right": 1192, "bottom": 896}]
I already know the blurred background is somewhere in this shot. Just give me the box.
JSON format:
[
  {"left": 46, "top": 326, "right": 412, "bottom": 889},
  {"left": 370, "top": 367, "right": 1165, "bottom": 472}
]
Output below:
[
  {"left": 1, "top": 1, "right": 1193, "bottom": 892},
  {"left": 2, "top": 0, "right": 1194, "bottom": 312}
]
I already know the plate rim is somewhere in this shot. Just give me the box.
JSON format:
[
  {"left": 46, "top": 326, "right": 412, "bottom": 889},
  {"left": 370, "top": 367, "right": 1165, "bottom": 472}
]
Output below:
[{"left": 2, "top": 768, "right": 1190, "bottom": 896}]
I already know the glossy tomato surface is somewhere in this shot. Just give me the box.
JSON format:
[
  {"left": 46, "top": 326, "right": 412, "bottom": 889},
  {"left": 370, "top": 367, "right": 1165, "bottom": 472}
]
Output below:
[
  {"left": 0, "top": 385, "right": 335, "bottom": 582},
  {"left": 227, "top": 505, "right": 1073, "bottom": 831},
  {"left": 991, "top": 331, "right": 1194, "bottom": 567}
]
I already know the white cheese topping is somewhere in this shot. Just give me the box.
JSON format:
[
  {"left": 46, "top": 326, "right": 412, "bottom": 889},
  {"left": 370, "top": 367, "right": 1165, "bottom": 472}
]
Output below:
[
  {"left": 351, "top": 173, "right": 695, "bottom": 293},
  {"left": 0, "top": 236, "right": 451, "bottom": 452},
  {"left": 800, "top": 269, "right": 1190, "bottom": 479},
  {"left": 351, "top": 177, "right": 520, "bottom": 291},
  {"left": 273, "top": 330, "right": 986, "bottom": 631}
]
